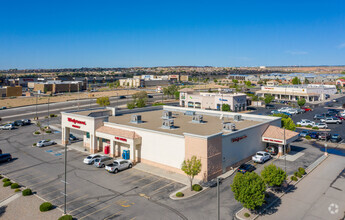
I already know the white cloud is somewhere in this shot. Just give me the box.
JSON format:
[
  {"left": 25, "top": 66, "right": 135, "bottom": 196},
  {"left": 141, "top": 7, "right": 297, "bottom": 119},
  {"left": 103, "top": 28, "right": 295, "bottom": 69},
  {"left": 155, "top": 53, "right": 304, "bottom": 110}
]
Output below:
[
  {"left": 337, "top": 43, "right": 345, "bottom": 49},
  {"left": 285, "top": 50, "right": 308, "bottom": 55}
]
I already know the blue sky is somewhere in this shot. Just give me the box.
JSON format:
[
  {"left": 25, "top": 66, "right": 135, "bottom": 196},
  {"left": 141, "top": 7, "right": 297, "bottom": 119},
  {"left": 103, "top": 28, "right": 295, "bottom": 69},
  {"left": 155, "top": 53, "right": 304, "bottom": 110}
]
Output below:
[{"left": 0, "top": 0, "right": 344, "bottom": 69}]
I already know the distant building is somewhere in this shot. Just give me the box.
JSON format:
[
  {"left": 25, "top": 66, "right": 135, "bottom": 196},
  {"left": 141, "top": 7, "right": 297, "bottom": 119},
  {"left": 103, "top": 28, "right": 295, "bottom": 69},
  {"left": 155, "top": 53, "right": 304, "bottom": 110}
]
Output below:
[
  {"left": 336, "top": 79, "right": 345, "bottom": 87},
  {"left": 119, "top": 78, "right": 142, "bottom": 88},
  {"left": 266, "top": 80, "right": 279, "bottom": 86},
  {"left": 0, "top": 86, "right": 22, "bottom": 97},
  {"left": 33, "top": 81, "right": 84, "bottom": 94},
  {"left": 179, "top": 88, "right": 247, "bottom": 112}
]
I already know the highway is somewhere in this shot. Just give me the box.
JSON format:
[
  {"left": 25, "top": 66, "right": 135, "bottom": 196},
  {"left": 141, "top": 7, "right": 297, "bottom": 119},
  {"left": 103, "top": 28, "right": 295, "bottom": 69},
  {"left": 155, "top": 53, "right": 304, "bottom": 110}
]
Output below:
[{"left": 0, "top": 93, "right": 165, "bottom": 122}]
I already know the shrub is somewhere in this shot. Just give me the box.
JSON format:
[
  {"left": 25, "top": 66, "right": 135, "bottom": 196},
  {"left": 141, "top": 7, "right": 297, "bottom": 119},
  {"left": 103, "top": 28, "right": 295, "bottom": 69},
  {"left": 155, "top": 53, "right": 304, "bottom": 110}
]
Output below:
[
  {"left": 152, "top": 102, "right": 165, "bottom": 106},
  {"left": 33, "top": 143, "right": 37, "bottom": 146},
  {"left": 296, "top": 124, "right": 301, "bottom": 127},
  {"left": 291, "top": 176, "right": 298, "bottom": 181},
  {"left": 0, "top": 175, "right": 3, "bottom": 179},
  {"left": 39, "top": 202, "right": 53, "bottom": 212},
  {"left": 49, "top": 114, "right": 56, "bottom": 118},
  {"left": 58, "top": 215, "right": 73, "bottom": 220},
  {"left": 192, "top": 184, "right": 203, "bottom": 192},
  {"left": 34, "top": 131, "right": 40, "bottom": 135},
  {"left": 11, "top": 183, "right": 20, "bottom": 189},
  {"left": 3, "top": 181, "right": 12, "bottom": 187},
  {"left": 305, "top": 135, "right": 311, "bottom": 140},
  {"left": 296, "top": 172, "right": 302, "bottom": 178},
  {"left": 14, "top": 188, "right": 21, "bottom": 192},
  {"left": 127, "top": 102, "right": 135, "bottom": 109},
  {"left": 298, "top": 167, "right": 306, "bottom": 175},
  {"left": 2, "top": 178, "right": 9, "bottom": 182},
  {"left": 175, "top": 192, "right": 184, "bottom": 197},
  {"left": 45, "top": 130, "right": 52, "bottom": 134},
  {"left": 244, "top": 213, "right": 250, "bottom": 218},
  {"left": 312, "top": 127, "right": 319, "bottom": 130},
  {"left": 22, "top": 188, "right": 32, "bottom": 196},
  {"left": 306, "top": 125, "right": 312, "bottom": 128}
]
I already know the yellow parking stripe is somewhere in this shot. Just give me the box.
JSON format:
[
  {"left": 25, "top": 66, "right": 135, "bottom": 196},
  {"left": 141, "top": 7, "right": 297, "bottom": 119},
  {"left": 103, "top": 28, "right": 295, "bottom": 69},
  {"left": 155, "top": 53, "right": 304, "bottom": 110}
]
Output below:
[
  {"left": 103, "top": 211, "right": 123, "bottom": 220},
  {"left": 140, "top": 178, "right": 163, "bottom": 189},
  {"left": 69, "top": 200, "right": 99, "bottom": 214},
  {"left": 79, "top": 203, "right": 116, "bottom": 220},
  {"left": 58, "top": 195, "right": 88, "bottom": 208},
  {"left": 149, "top": 182, "right": 175, "bottom": 195}
]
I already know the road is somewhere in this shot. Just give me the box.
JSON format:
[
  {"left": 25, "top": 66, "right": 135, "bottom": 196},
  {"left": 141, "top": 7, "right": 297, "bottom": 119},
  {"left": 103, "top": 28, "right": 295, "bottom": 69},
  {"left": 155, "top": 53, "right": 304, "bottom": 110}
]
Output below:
[{"left": 0, "top": 93, "right": 165, "bottom": 122}]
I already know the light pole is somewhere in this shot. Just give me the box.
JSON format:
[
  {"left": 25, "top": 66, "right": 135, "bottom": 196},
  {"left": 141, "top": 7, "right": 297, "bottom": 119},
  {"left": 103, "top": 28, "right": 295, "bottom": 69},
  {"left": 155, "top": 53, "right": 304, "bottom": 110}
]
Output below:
[
  {"left": 217, "top": 177, "right": 220, "bottom": 220},
  {"left": 325, "top": 143, "right": 328, "bottom": 156},
  {"left": 47, "top": 96, "right": 50, "bottom": 127},
  {"left": 284, "top": 127, "right": 286, "bottom": 174},
  {"left": 35, "top": 94, "right": 38, "bottom": 120},
  {"left": 64, "top": 142, "right": 67, "bottom": 214}
]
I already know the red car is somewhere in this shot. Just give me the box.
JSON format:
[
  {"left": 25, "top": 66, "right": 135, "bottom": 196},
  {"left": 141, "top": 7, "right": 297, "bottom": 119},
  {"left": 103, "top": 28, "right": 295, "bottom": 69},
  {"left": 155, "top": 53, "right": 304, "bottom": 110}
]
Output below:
[
  {"left": 302, "top": 107, "right": 312, "bottom": 112},
  {"left": 336, "top": 116, "right": 345, "bottom": 120}
]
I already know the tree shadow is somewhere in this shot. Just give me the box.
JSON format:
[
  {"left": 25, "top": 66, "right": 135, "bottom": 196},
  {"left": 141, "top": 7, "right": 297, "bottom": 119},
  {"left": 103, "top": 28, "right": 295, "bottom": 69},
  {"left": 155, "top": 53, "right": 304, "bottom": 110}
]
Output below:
[{"left": 0, "top": 205, "right": 7, "bottom": 218}]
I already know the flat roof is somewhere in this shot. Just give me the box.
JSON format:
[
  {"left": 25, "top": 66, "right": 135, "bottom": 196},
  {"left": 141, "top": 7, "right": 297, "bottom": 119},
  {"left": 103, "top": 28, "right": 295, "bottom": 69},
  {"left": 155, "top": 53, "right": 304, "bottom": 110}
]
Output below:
[
  {"left": 108, "top": 109, "right": 262, "bottom": 136},
  {"left": 72, "top": 109, "right": 111, "bottom": 116}
]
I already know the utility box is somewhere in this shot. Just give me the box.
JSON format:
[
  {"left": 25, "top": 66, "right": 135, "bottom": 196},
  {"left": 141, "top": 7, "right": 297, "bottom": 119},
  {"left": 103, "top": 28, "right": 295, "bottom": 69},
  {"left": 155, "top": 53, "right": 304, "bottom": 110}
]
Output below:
[
  {"left": 130, "top": 115, "right": 142, "bottom": 124},
  {"left": 192, "top": 115, "right": 203, "bottom": 123},
  {"left": 234, "top": 115, "right": 242, "bottom": 121},
  {"left": 162, "top": 119, "right": 174, "bottom": 129},
  {"left": 223, "top": 122, "right": 236, "bottom": 131},
  {"left": 162, "top": 111, "right": 172, "bottom": 119}
]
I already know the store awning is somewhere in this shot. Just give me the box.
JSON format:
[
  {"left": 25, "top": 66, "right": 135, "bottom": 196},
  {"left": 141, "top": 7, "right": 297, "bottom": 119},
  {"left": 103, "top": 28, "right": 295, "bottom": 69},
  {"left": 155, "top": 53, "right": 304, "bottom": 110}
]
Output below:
[
  {"left": 262, "top": 125, "right": 299, "bottom": 145},
  {"left": 256, "top": 90, "right": 319, "bottom": 96},
  {"left": 96, "top": 126, "right": 141, "bottom": 140}
]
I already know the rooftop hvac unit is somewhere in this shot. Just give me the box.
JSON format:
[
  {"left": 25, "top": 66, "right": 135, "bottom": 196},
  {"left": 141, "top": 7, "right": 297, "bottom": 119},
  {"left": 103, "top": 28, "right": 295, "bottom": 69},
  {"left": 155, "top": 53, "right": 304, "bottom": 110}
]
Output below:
[
  {"left": 223, "top": 122, "right": 236, "bottom": 131},
  {"left": 162, "top": 111, "right": 173, "bottom": 119},
  {"left": 130, "top": 115, "right": 142, "bottom": 124},
  {"left": 192, "top": 115, "right": 203, "bottom": 123},
  {"left": 162, "top": 119, "right": 174, "bottom": 129},
  {"left": 234, "top": 115, "right": 242, "bottom": 121},
  {"left": 184, "top": 111, "right": 196, "bottom": 116}
]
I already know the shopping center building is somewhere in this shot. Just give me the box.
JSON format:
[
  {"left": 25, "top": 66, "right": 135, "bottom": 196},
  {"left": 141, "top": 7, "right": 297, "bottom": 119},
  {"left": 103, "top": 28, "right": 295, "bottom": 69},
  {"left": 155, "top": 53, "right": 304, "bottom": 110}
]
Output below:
[
  {"left": 256, "top": 84, "right": 337, "bottom": 102},
  {"left": 61, "top": 106, "right": 298, "bottom": 181}
]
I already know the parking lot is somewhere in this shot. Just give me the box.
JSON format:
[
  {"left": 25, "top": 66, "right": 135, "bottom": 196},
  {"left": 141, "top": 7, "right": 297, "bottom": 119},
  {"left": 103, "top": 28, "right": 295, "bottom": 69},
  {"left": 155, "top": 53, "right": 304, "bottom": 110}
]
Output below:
[{"left": 0, "top": 122, "right": 187, "bottom": 220}]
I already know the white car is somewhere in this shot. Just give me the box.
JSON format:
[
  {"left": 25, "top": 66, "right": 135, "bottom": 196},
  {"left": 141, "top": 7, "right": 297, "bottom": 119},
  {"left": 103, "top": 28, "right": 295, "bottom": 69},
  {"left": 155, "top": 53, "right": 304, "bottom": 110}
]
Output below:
[
  {"left": 278, "top": 107, "right": 290, "bottom": 113},
  {"left": 297, "top": 119, "right": 315, "bottom": 127},
  {"left": 0, "top": 124, "right": 14, "bottom": 130},
  {"left": 286, "top": 109, "right": 298, "bottom": 115},
  {"left": 340, "top": 111, "right": 345, "bottom": 117},
  {"left": 83, "top": 154, "right": 101, "bottom": 165},
  {"left": 36, "top": 140, "right": 56, "bottom": 147},
  {"left": 321, "top": 117, "right": 342, "bottom": 124},
  {"left": 252, "top": 151, "right": 271, "bottom": 163},
  {"left": 105, "top": 159, "right": 133, "bottom": 173},
  {"left": 315, "top": 123, "right": 328, "bottom": 129}
]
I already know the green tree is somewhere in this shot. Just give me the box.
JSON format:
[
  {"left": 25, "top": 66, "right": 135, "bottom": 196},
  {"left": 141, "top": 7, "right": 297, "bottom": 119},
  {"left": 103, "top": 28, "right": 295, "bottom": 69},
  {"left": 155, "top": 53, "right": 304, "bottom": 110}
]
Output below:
[
  {"left": 245, "top": 81, "right": 251, "bottom": 87},
  {"left": 341, "top": 71, "right": 345, "bottom": 75},
  {"left": 252, "top": 95, "right": 259, "bottom": 101},
  {"left": 174, "top": 91, "right": 180, "bottom": 100},
  {"left": 136, "top": 98, "right": 146, "bottom": 108},
  {"left": 282, "top": 117, "right": 296, "bottom": 131},
  {"left": 127, "top": 102, "right": 135, "bottom": 109},
  {"left": 304, "top": 78, "right": 309, "bottom": 84},
  {"left": 232, "top": 79, "right": 239, "bottom": 83},
  {"left": 297, "top": 98, "right": 306, "bottom": 107},
  {"left": 181, "top": 156, "right": 202, "bottom": 191},
  {"left": 222, "top": 104, "right": 231, "bottom": 112},
  {"left": 214, "top": 79, "right": 218, "bottom": 83},
  {"left": 292, "top": 77, "right": 301, "bottom": 85},
  {"left": 231, "top": 172, "right": 266, "bottom": 210},
  {"left": 264, "top": 94, "right": 274, "bottom": 104},
  {"left": 261, "top": 164, "right": 287, "bottom": 187},
  {"left": 96, "top": 97, "right": 110, "bottom": 107}
]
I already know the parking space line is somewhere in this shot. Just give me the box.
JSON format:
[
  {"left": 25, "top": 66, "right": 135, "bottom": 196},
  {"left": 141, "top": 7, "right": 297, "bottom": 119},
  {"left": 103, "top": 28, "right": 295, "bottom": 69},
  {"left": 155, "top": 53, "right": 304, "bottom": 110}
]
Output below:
[
  {"left": 58, "top": 195, "right": 88, "bottom": 208},
  {"left": 117, "top": 172, "right": 139, "bottom": 181},
  {"left": 49, "top": 189, "right": 80, "bottom": 202},
  {"left": 26, "top": 178, "right": 56, "bottom": 188},
  {"left": 128, "top": 175, "right": 150, "bottom": 185},
  {"left": 40, "top": 187, "right": 64, "bottom": 196},
  {"left": 149, "top": 182, "right": 175, "bottom": 196},
  {"left": 19, "top": 174, "right": 48, "bottom": 183},
  {"left": 103, "top": 211, "right": 123, "bottom": 220},
  {"left": 12, "top": 171, "right": 40, "bottom": 180},
  {"left": 140, "top": 178, "right": 164, "bottom": 189},
  {"left": 69, "top": 200, "right": 99, "bottom": 214},
  {"left": 38, "top": 181, "right": 62, "bottom": 191},
  {"left": 79, "top": 203, "right": 116, "bottom": 220}
]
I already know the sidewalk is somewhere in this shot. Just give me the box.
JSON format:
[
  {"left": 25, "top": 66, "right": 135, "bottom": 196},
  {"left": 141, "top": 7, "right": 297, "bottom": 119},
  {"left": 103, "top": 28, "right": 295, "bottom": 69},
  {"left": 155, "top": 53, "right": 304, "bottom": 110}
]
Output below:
[{"left": 259, "top": 154, "right": 345, "bottom": 220}]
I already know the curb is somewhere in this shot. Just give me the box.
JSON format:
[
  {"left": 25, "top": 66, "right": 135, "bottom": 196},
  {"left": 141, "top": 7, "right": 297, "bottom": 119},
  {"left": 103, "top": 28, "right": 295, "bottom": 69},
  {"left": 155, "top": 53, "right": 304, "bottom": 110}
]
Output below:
[{"left": 169, "top": 185, "right": 209, "bottom": 201}]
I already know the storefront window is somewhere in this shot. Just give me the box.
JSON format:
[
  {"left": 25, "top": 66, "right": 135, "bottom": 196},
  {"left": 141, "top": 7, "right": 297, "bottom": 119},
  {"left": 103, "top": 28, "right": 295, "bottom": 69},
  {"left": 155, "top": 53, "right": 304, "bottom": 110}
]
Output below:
[
  {"left": 188, "top": 102, "right": 194, "bottom": 108},
  {"left": 195, "top": 102, "right": 201, "bottom": 108},
  {"left": 86, "top": 132, "right": 90, "bottom": 138}
]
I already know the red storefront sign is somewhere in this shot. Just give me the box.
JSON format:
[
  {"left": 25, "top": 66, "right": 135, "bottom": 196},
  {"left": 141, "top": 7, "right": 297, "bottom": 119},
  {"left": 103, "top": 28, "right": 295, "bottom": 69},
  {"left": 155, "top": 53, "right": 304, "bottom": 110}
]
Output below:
[
  {"left": 263, "top": 138, "right": 283, "bottom": 143},
  {"left": 72, "top": 125, "right": 80, "bottom": 129},
  {"left": 68, "top": 117, "right": 86, "bottom": 125},
  {"left": 232, "top": 135, "right": 247, "bottom": 142},
  {"left": 115, "top": 137, "right": 127, "bottom": 142}
]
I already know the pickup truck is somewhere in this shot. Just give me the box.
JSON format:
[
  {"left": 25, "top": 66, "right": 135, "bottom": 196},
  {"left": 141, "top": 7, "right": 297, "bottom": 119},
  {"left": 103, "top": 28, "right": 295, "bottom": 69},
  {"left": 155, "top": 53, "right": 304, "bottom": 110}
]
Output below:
[
  {"left": 252, "top": 151, "right": 271, "bottom": 163},
  {"left": 320, "top": 117, "right": 342, "bottom": 124},
  {"left": 296, "top": 120, "right": 315, "bottom": 127}
]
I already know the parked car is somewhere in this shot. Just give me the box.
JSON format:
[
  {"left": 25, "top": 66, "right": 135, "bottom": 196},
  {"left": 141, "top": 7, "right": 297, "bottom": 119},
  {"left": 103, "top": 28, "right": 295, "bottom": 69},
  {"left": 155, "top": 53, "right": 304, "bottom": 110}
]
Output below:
[
  {"left": 265, "top": 146, "right": 278, "bottom": 156},
  {"left": 340, "top": 111, "right": 345, "bottom": 117},
  {"left": 119, "top": 96, "right": 126, "bottom": 99},
  {"left": 301, "top": 107, "right": 313, "bottom": 112},
  {"left": 319, "top": 132, "right": 331, "bottom": 141},
  {"left": 309, "top": 132, "right": 319, "bottom": 139},
  {"left": 246, "top": 107, "right": 257, "bottom": 111},
  {"left": 331, "top": 134, "right": 342, "bottom": 143},
  {"left": 69, "top": 134, "right": 77, "bottom": 141},
  {"left": 314, "top": 114, "right": 324, "bottom": 120},
  {"left": 296, "top": 108, "right": 306, "bottom": 114},
  {"left": 0, "top": 149, "right": 2, "bottom": 154},
  {"left": 237, "top": 164, "right": 256, "bottom": 174},
  {"left": 332, "top": 99, "right": 338, "bottom": 103},
  {"left": 270, "top": 110, "right": 280, "bottom": 114},
  {"left": 0, "top": 124, "right": 14, "bottom": 130},
  {"left": 13, "top": 120, "right": 24, "bottom": 126},
  {"left": 105, "top": 159, "right": 133, "bottom": 173},
  {"left": 265, "top": 104, "right": 275, "bottom": 109},
  {"left": 328, "top": 109, "right": 340, "bottom": 114},
  {"left": 147, "top": 95, "right": 154, "bottom": 98},
  {"left": 0, "top": 107, "right": 7, "bottom": 110},
  {"left": 320, "top": 117, "right": 342, "bottom": 124},
  {"left": 36, "top": 140, "right": 56, "bottom": 147},
  {"left": 315, "top": 123, "right": 328, "bottom": 129},
  {"left": 94, "top": 156, "right": 113, "bottom": 168},
  {"left": 0, "top": 153, "right": 12, "bottom": 163},
  {"left": 281, "top": 112, "right": 292, "bottom": 117},
  {"left": 286, "top": 109, "right": 298, "bottom": 115},
  {"left": 83, "top": 154, "right": 102, "bottom": 164},
  {"left": 336, "top": 116, "right": 345, "bottom": 121},
  {"left": 22, "top": 119, "right": 31, "bottom": 125},
  {"left": 297, "top": 119, "right": 315, "bottom": 127},
  {"left": 299, "top": 130, "right": 310, "bottom": 137},
  {"left": 252, "top": 151, "right": 271, "bottom": 163}
]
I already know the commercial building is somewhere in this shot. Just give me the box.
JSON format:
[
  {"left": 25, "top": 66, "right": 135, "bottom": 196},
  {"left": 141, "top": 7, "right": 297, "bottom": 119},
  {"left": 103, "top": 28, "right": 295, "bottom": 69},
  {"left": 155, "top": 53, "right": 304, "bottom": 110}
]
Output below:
[
  {"left": 61, "top": 106, "right": 298, "bottom": 181},
  {"left": 33, "top": 81, "right": 84, "bottom": 94},
  {"left": 256, "top": 84, "right": 337, "bottom": 102},
  {"left": 179, "top": 88, "right": 247, "bottom": 112},
  {"left": 336, "top": 79, "right": 345, "bottom": 87},
  {"left": 0, "top": 86, "right": 22, "bottom": 97},
  {"left": 119, "top": 78, "right": 143, "bottom": 88}
]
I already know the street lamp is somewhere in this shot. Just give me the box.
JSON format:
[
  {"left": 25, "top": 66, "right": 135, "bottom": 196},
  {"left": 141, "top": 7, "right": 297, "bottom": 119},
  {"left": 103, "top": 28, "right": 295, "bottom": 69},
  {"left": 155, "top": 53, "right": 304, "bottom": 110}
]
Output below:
[{"left": 325, "top": 143, "right": 328, "bottom": 156}]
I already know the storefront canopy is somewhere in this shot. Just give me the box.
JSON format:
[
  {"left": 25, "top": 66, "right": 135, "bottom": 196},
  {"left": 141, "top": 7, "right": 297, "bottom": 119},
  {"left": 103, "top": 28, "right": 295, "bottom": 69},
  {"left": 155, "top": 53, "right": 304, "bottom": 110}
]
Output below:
[{"left": 262, "top": 125, "right": 299, "bottom": 145}]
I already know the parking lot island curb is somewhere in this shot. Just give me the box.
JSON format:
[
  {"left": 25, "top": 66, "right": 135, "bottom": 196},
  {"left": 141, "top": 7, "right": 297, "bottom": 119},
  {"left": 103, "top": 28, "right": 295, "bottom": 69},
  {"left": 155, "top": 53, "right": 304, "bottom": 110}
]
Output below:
[{"left": 169, "top": 185, "right": 209, "bottom": 200}]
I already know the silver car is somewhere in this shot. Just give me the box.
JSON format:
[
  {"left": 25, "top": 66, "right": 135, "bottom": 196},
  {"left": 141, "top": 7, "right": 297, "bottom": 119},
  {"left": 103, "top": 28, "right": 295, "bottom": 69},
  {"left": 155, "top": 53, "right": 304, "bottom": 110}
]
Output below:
[
  {"left": 93, "top": 156, "right": 113, "bottom": 168},
  {"left": 36, "top": 140, "right": 56, "bottom": 147},
  {"left": 0, "top": 124, "right": 14, "bottom": 130},
  {"left": 105, "top": 159, "right": 133, "bottom": 173}
]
